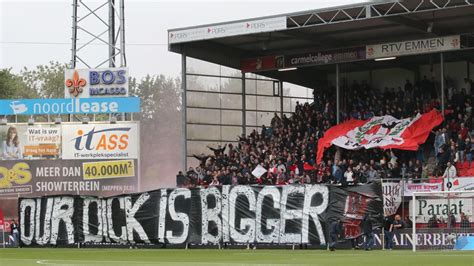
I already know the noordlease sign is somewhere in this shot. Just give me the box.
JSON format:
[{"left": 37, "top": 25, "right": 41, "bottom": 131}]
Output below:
[
  {"left": 0, "top": 97, "right": 140, "bottom": 115},
  {"left": 366, "top": 35, "right": 460, "bottom": 59}
]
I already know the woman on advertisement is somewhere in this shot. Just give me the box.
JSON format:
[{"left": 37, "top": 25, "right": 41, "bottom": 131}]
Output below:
[{"left": 2, "top": 126, "right": 22, "bottom": 160}]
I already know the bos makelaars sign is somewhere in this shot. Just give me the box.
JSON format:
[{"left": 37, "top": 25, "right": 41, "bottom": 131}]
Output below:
[
  {"left": 0, "top": 97, "right": 140, "bottom": 115},
  {"left": 64, "top": 68, "right": 129, "bottom": 98},
  {"left": 366, "top": 35, "right": 460, "bottom": 59}
]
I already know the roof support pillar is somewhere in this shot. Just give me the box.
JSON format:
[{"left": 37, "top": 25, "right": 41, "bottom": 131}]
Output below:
[
  {"left": 242, "top": 72, "right": 246, "bottom": 137},
  {"left": 336, "top": 63, "right": 340, "bottom": 124},
  {"left": 440, "top": 53, "right": 445, "bottom": 117},
  {"left": 181, "top": 49, "right": 187, "bottom": 171}
]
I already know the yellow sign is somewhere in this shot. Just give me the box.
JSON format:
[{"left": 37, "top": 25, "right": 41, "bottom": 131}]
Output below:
[
  {"left": 0, "top": 162, "right": 32, "bottom": 188},
  {"left": 82, "top": 160, "right": 134, "bottom": 180}
]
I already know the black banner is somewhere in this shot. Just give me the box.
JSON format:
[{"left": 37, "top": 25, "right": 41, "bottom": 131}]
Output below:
[{"left": 19, "top": 183, "right": 382, "bottom": 247}]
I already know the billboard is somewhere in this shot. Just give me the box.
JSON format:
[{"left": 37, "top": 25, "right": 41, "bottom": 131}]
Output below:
[
  {"left": 0, "top": 159, "right": 138, "bottom": 198},
  {"left": 366, "top": 35, "right": 460, "bottom": 59},
  {"left": 18, "top": 183, "right": 383, "bottom": 247},
  {"left": 0, "top": 125, "right": 61, "bottom": 160},
  {"left": 64, "top": 68, "right": 129, "bottom": 98},
  {"left": 0, "top": 97, "right": 140, "bottom": 115},
  {"left": 61, "top": 123, "right": 139, "bottom": 160}
]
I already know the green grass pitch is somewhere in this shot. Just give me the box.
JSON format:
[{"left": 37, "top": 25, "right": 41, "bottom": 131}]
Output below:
[{"left": 0, "top": 248, "right": 473, "bottom": 266}]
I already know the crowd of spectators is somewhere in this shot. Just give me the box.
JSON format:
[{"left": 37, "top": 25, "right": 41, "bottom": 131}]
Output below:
[{"left": 176, "top": 76, "right": 474, "bottom": 188}]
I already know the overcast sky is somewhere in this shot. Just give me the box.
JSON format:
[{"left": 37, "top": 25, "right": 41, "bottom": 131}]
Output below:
[{"left": 1, "top": 0, "right": 364, "bottom": 78}]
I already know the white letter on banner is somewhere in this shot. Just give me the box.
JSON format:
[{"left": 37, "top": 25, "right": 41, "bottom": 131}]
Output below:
[
  {"left": 35, "top": 198, "right": 53, "bottom": 245},
  {"left": 221, "top": 185, "right": 230, "bottom": 243},
  {"left": 166, "top": 188, "right": 190, "bottom": 244},
  {"left": 256, "top": 186, "right": 280, "bottom": 243},
  {"left": 229, "top": 185, "right": 256, "bottom": 243},
  {"left": 83, "top": 197, "right": 104, "bottom": 243},
  {"left": 107, "top": 197, "right": 127, "bottom": 243},
  {"left": 125, "top": 193, "right": 150, "bottom": 243},
  {"left": 50, "top": 197, "right": 75, "bottom": 245},
  {"left": 200, "top": 186, "right": 222, "bottom": 244},
  {"left": 279, "top": 186, "right": 305, "bottom": 244},
  {"left": 158, "top": 189, "right": 167, "bottom": 243},
  {"left": 19, "top": 199, "right": 36, "bottom": 245},
  {"left": 302, "top": 185, "right": 329, "bottom": 244},
  {"left": 100, "top": 199, "right": 110, "bottom": 242}
]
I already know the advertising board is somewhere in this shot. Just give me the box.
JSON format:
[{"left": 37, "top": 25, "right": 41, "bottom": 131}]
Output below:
[
  {"left": 61, "top": 123, "right": 139, "bottom": 160},
  {"left": 169, "top": 16, "right": 287, "bottom": 44},
  {"left": 443, "top": 177, "right": 474, "bottom": 192},
  {"left": 64, "top": 68, "right": 129, "bottom": 98},
  {"left": 0, "top": 125, "right": 61, "bottom": 160},
  {"left": 366, "top": 35, "right": 460, "bottom": 59},
  {"left": 0, "top": 97, "right": 140, "bottom": 115},
  {"left": 0, "top": 159, "right": 138, "bottom": 198}
]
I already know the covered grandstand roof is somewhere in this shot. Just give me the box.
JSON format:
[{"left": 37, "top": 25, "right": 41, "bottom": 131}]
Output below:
[{"left": 168, "top": 0, "right": 474, "bottom": 87}]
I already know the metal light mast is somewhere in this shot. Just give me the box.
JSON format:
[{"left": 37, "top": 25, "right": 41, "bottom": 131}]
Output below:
[{"left": 70, "top": 0, "right": 126, "bottom": 69}]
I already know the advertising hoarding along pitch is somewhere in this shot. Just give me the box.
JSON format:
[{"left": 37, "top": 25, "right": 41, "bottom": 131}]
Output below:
[
  {"left": 0, "top": 159, "right": 138, "bottom": 198},
  {"left": 64, "top": 68, "right": 129, "bottom": 98},
  {"left": 366, "top": 35, "right": 460, "bottom": 59},
  {"left": 61, "top": 123, "right": 139, "bottom": 160},
  {"left": 0, "top": 97, "right": 140, "bottom": 115}
]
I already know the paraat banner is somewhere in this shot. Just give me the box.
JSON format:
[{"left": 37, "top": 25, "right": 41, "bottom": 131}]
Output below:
[
  {"left": 0, "top": 97, "right": 140, "bottom": 115},
  {"left": 366, "top": 35, "right": 460, "bottom": 59},
  {"left": 0, "top": 125, "right": 61, "bottom": 160},
  {"left": 61, "top": 123, "right": 139, "bottom": 160},
  {"left": 0, "top": 159, "right": 138, "bottom": 197},
  {"left": 19, "top": 183, "right": 383, "bottom": 247},
  {"left": 64, "top": 68, "right": 129, "bottom": 98},
  {"left": 409, "top": 198, "right": 473, "bottom": 223}
]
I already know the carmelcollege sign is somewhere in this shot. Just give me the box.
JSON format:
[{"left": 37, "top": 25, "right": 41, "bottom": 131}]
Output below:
[{"left": 19, "top": 183, "right": 382, "bottom": 247}]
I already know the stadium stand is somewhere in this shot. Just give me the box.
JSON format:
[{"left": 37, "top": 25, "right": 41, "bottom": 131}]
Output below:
[{"left": 177, "top": 77, "right": 473, "bottom": 188}]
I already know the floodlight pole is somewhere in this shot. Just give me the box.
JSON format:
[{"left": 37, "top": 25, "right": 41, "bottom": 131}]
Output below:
[
  {"left": 108, "top": 0, "right": 116, "bottom": 67},
  {"left": 70, "top": 0, "right": 127, "bottom": 69},
  {"left": 71, "top": 0, "right": 78, "bottom": 69}
]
